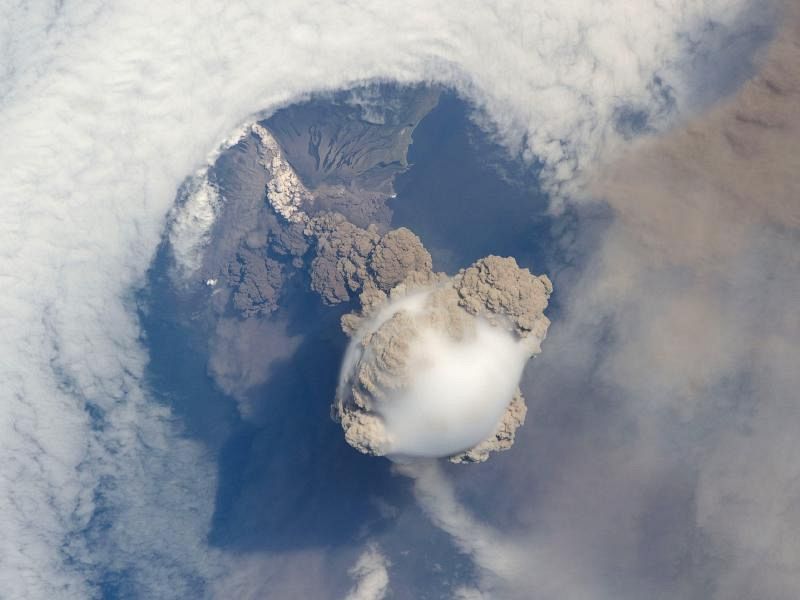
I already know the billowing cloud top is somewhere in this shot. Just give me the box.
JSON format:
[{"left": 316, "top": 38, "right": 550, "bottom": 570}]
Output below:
[{"left": 335, "top": 254, "right": 552, "bottom": 463}]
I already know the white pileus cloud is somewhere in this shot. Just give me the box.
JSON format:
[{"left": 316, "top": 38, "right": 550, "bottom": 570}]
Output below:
[{"left": 379, "top": 321, "right": 527, "bottom": 458}]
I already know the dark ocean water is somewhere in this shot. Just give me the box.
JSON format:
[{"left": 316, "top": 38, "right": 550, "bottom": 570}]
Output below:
[
  {"left": 391, "top": 92, "right": 551, "bottom": 274},
  {"left": 136, "top": 90, "right": 592, "bottom": 599}
]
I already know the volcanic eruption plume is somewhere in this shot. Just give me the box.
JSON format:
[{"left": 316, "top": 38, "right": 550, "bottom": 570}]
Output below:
[{"left": 331, "top": 249, "right": 552, "bottom": 463}]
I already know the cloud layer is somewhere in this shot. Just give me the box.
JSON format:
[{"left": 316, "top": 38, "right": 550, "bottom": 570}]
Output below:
[
  {"left": 0, "top": 0, "right": 774, "bottom": 598},
  {"left": 344, "top": 544, "right": 391, "bottom": 600}
]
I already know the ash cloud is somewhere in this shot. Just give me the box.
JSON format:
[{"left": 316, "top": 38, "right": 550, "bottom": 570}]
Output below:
[
  {"left": 332, "top": 247, "right": 552, "bottom": 463},
  {"left": 247, "top": 136, "right": 555, "bottom": 464},
  {"left": 307, "top": 213, "right": 433, "bottom": 306},
  {"left": 578, "top": 6, "right": 800, "bottom": 596}
]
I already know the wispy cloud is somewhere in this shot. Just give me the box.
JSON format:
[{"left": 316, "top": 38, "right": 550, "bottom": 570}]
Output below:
[{"left": 344, "top": 544, "right": 391, "bottom": 600}]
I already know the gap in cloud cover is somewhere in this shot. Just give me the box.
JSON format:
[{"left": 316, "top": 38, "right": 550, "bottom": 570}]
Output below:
[{"left": 139, "top": 84, "right": 556, "bottom": 598}]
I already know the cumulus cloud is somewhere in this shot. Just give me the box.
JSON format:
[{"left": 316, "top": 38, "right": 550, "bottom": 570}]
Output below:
[
  {"left": 167, "top": 121, "right": 254, "bottom": 280},
  {"left": 168, "top": 176, "right": 224, "bottom": 278},
  {"left": 344, "top": 544, "right": 391, "bottom": 600},
  {"left": 0, "top": 0, "right": 771, "bottom": 598}
]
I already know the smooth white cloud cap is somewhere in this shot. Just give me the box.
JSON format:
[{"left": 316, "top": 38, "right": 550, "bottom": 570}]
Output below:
[{"left": 380, "top": 322, "right": 528, "bottom": 459}]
